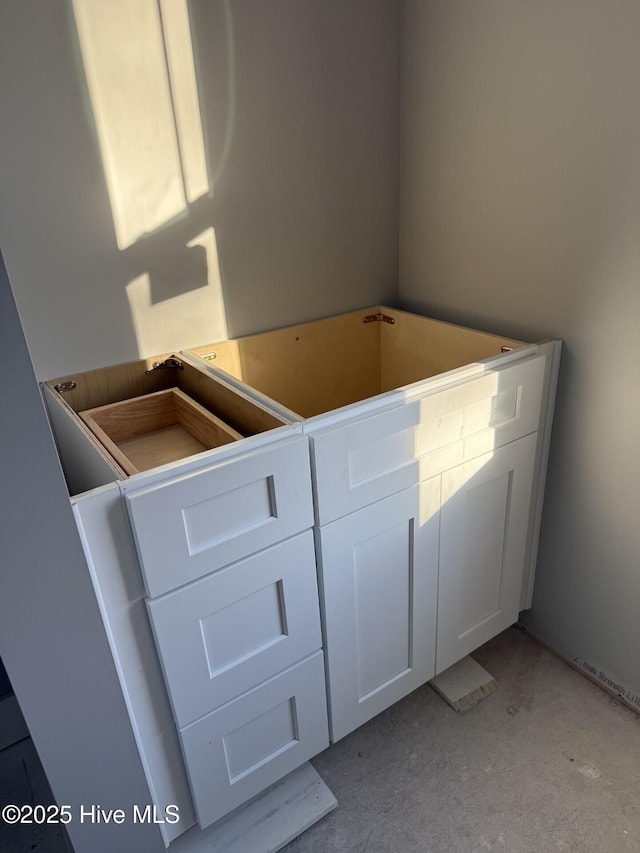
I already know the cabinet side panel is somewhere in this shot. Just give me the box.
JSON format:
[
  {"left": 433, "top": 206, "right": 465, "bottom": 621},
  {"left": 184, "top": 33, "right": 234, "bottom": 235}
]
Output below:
[
  {"left": 72, "top": 487, "right": 196, "bottom": 845},
  {"left": 520, "top": 340, "right": 562, "bottom": 609},
  {"left": 43, "top": 385, "right": 122, "bottom": 495}
]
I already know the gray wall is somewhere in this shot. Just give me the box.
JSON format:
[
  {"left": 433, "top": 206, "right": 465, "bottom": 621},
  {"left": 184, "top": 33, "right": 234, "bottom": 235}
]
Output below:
[
  {"left": 400, "top": 1, "right": 640, "bottom": 699},
  {"left": 0, "top": 0, "right": 399, "bottom": 379}
]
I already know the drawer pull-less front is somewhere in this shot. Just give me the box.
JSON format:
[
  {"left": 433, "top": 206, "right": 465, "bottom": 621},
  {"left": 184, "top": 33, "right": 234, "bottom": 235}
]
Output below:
[
  {"left": 147, "top": 531, "right": 322, "bottom": 726},
  {"left": 179, "top": 652, "right": 328, "bottom": 829},
  {"left": 123, "top": 437, "right": 313, "bottom": 597}
]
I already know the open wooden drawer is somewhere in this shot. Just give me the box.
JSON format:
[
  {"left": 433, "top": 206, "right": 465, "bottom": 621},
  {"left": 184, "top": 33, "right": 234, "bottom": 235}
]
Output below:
[{"left": 43, "top": 352, "right": 293, "bottom": 495}]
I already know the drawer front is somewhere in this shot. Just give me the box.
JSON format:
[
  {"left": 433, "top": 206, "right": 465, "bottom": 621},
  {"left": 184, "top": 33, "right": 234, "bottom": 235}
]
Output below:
[
  {"left": 123, "top": 437, "right": 313, "bottom": 598},
  {"left": 311, "top": 353, "right": 546, "bottom": 524},
  {"left": 179, "top": 652, "right": 329, "bottom": 829},
  {"left": 147, "top": 531, "right": 322, "bottom": 727}
]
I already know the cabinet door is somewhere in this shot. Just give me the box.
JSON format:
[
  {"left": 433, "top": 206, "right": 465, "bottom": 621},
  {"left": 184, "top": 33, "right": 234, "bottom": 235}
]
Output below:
[
  {"left": 179, "top": 652, "right": 328, "bottom": 829},
  {"left": 318, "top": 482, "right": 439, "bottom": 742},
  {"left": 436, "top": 434, "right": 537, "bottom": 674}
]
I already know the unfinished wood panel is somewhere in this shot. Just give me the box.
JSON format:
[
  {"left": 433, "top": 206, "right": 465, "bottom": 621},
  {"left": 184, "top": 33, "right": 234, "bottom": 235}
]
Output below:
[
  {"left": 380, "top": 308, "right": 523, "bottom": 393},
  {"left": 43, "top": 353, "right": 177, "bottom": 412},
  {"left": 180, "top": 361, "right": 286, "bottom": 435},
  {"left": 190, "top": 307, "right": 524, "bottom": 418},
  {"left": 80, "top": 389, "right": 242, "bottom": 476},
  {"left": 191, "top": 309, "right": 382, "bottom": 418}
]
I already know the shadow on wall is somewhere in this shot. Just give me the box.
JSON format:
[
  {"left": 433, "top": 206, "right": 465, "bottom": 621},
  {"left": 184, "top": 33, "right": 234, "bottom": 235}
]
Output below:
[{"left": 71, "top": 0, "right": 235, "bottom": 355}]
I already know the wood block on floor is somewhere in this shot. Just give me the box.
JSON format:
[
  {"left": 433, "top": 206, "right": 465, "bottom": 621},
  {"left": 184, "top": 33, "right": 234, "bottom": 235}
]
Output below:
[
  {"left": 430, "top": 656, "right": 498, "bottom": 712},
  {"left": 168, "top": 762, "right": 337, "bottom": 853}
]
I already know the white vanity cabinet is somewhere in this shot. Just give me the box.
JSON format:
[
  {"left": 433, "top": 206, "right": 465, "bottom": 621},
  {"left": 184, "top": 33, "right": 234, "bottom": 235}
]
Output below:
[
  {"left": 43, "top": 355, "right": 329, "bottom": 841},
  {"left": 188, "top": 306, "right": 561, "bottom": 742},
  {"left": 42, "top": 303, "right": 560, "bottom": 842}
]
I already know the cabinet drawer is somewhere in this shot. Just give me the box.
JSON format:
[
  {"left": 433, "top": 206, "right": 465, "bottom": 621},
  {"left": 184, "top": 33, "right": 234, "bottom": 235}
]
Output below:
[
  {"left": 147, "top": 531, "right": 322, "bottom": 727},
  {"left": 311, "top": 353, "right": 545, "bottom": 524},
  {"left": 179, "top": 651, "right": 328, "bottom": 829},
  {"left": 123, "top": 437, "right": 313, "bottom": 597}
]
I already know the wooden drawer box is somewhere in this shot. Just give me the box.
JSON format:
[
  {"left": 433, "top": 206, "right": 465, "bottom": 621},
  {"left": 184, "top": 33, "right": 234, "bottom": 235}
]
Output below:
[
  {"left": 79, "top": 387, "right": 243, "bottom": 476},
  {"left": 44, "top": 352, "right": 292, "bottom": 492}
]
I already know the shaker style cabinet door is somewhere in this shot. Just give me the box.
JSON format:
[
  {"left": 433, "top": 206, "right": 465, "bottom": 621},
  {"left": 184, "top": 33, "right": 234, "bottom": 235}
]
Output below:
[
  {"left": 318, "top": 481, "right": 440, "bottom": 742},
  {"left": 436, "top": 433, "right": 537, "bottom": 674}
]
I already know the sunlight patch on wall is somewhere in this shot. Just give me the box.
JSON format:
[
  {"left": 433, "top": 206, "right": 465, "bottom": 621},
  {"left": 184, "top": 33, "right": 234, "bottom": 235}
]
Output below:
[
  {"left": 126, "top": 228, "right": 228, "bottom": 356},
  {"left": 73, "top": 0, "right": 209, "bottom": 249},
  {"left": 160, "top": 0, "right": 209, "bottom": 203}
]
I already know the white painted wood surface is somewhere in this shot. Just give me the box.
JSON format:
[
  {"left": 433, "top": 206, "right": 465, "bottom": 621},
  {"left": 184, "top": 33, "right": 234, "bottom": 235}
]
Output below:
[
  {"left": 179, "top": 652, "right": 329, "bottom": 829},
  {"left": 436, "top": 434, "right": 537, "bottom": 674},
  {"left": 520, "top": 340, "right": 563, "bottom": 610},
  {"left": 147, "top": 531, "right": 322, "bottom": 726},
  {"left": 318, "top": 483, "right": 439, "bottom": 741},
  {"left": 124, "top": 436, "right": 313, "bottom": 597},
  {"left": 72, "top": 485, "right": 196, "bottom": 846},
  {"left": 310, "top": 353, "right": 545, "bottom": 524}
]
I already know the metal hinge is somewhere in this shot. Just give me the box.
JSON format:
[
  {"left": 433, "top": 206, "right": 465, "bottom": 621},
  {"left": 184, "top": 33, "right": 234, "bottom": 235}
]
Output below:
[
  {"left": 200, "top": 352, "right": 217, "bottom": 362},
  {"left": 145, "top": 357, "right": 184, "bottom": 375},
  {"left": 54, "top": 381, "right": 77, "bottom": 394},
  {"left": 362, "top": 312, "right": 395, "bottom": 325}
]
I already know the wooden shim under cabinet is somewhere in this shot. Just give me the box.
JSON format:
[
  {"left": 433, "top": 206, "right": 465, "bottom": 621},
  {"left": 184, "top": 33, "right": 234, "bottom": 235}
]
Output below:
[{"left": 80, "top": 388, "right": 243, "bottom": 476}]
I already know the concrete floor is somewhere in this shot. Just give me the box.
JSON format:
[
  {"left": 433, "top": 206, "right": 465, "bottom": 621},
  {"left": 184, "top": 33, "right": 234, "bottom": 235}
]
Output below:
[
  {"left": 285, "top": 626, "right": 640, "bottom": 853},
  {"left": 2, "top": 627, "right": 639, "bottom": 852}
]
